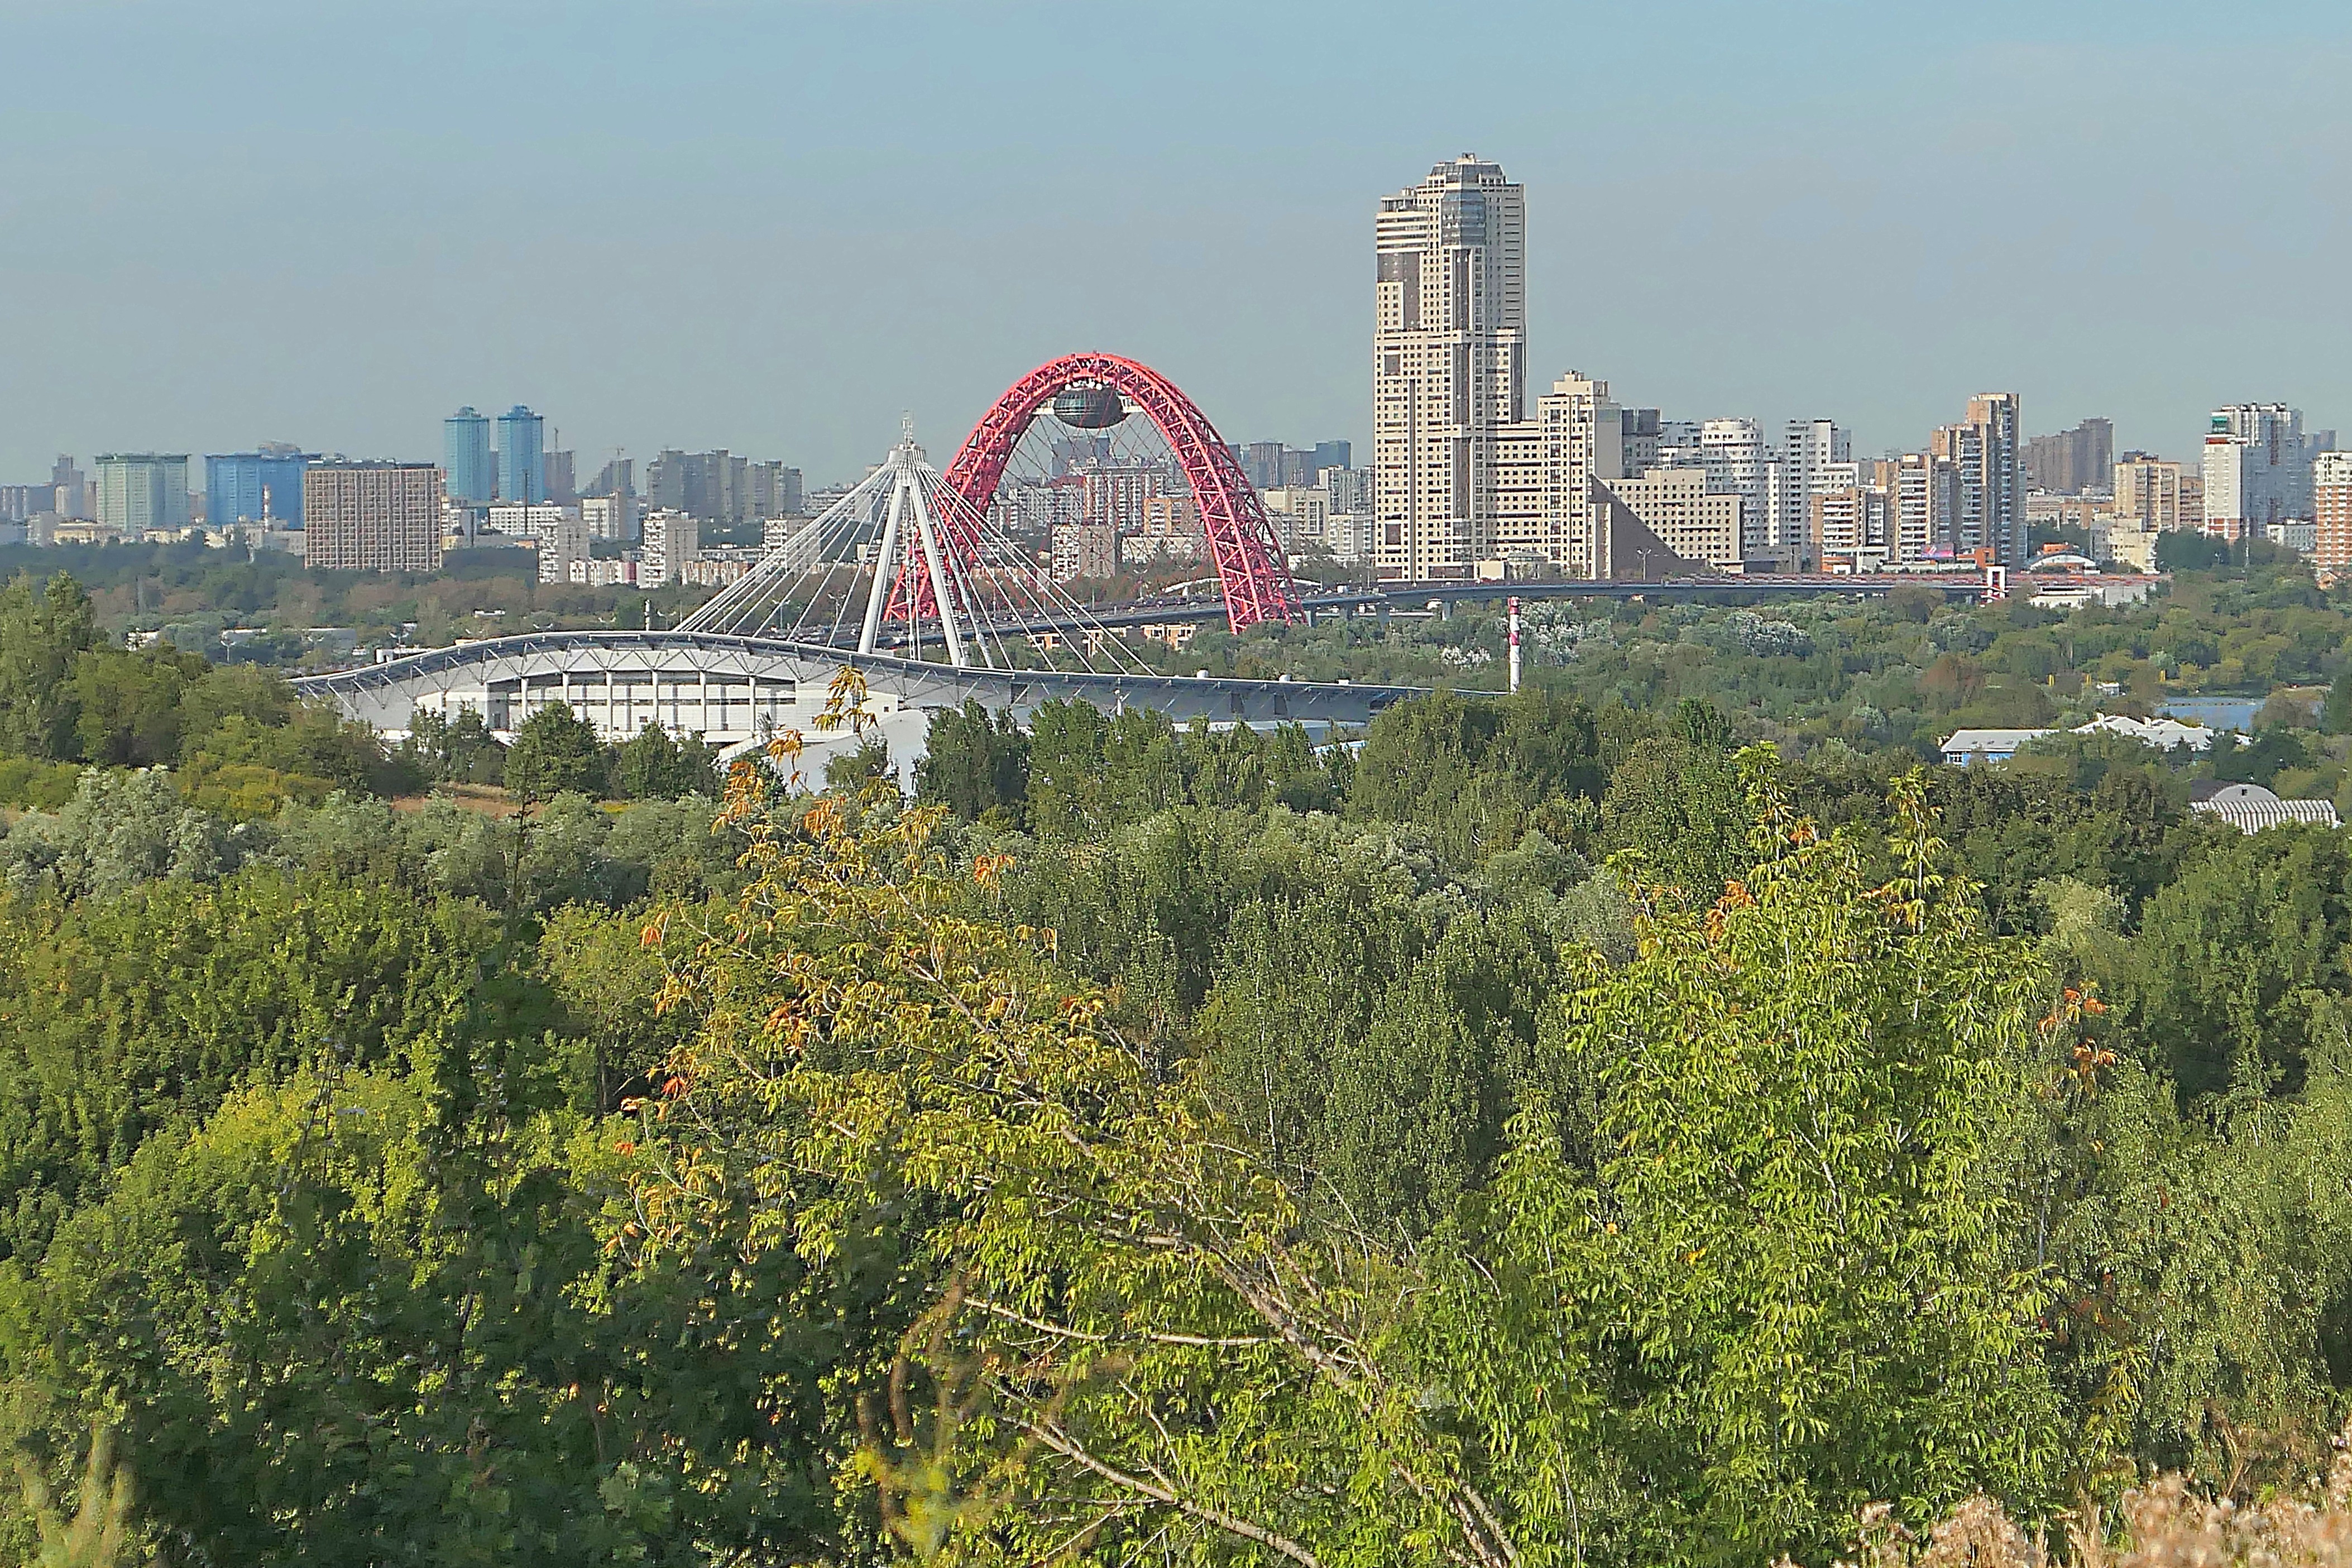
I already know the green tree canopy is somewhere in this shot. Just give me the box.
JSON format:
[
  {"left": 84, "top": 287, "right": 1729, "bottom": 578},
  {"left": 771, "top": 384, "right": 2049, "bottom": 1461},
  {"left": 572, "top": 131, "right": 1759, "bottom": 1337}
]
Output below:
[{"left": 505, "top": 702, "right": 606, "bottom": 804}]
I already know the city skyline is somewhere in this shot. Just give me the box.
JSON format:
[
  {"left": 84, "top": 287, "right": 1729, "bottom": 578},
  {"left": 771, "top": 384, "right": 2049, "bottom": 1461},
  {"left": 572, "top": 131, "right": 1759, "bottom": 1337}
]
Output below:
[{"left": 4, "top": 1, "right": 2351, "bottom": 484}]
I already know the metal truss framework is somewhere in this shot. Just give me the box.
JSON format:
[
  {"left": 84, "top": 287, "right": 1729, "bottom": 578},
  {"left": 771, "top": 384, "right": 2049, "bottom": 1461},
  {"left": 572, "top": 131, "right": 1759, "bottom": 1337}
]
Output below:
[{"left": 943, "top": 352, "right": 1304, "bottom": 633}]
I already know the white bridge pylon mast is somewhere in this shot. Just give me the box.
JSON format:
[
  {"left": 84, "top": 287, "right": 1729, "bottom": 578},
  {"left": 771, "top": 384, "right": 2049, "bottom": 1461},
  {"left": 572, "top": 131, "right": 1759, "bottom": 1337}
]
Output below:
[{"left": 671, "top": 419, "right": 1151, "bottom": 678}]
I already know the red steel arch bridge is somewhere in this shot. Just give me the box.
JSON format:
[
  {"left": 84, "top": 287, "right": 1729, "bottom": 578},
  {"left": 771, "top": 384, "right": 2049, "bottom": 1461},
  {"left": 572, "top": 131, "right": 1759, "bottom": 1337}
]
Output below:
[{"left": 676, "top": 352, "right": 1301, "bottom": 658}]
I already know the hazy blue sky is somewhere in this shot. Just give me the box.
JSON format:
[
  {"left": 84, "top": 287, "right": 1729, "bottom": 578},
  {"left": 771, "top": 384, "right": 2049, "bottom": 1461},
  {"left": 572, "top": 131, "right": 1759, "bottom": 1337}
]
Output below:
[{"left": 4, "top": 0, "right": 2349, "bottom": 487}]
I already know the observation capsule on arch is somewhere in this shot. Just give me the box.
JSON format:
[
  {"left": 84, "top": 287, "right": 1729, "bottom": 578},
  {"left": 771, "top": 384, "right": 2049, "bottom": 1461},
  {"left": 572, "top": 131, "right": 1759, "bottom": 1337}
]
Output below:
[{"left": 1051, "top": 382, "right": 1129, "bottom": 429}]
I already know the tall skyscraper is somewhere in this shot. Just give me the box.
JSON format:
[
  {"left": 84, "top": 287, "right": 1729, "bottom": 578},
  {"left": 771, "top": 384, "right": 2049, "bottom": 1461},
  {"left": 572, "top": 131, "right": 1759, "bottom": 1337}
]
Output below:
[
  {"left": 205, "top": 447, "right": 314, "bottom": 524},
  {"left": 2023, "top": 418, "right": 2115, "bottom": 494},
  {"left": 444, "top": 408, "right": 494, "bottom": 506},
  {"left": 1373, "top": 154, "right": 1526, "bottom": 581},
  {"left": 303, "top": 462, "right": 444, "bottom": 572},
  {"left": 1928, "top": 394, "right": 2024, "bottom": 565},
  {"left": 2202, "top": 404, "right": 2312, "bottom": 541},
  {"left": 93, "top": 454, "right": 191, "bottom": 535},
  {"left": 495, "top": 405, "right": 547, "bottom": 504},
  {"left": 1311, "top": 440, "right": 1353, "bottom": 474}
]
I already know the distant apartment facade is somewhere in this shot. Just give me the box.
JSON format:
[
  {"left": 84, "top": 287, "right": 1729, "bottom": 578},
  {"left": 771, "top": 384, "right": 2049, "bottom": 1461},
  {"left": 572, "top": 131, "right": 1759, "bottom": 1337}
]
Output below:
[
  {"left": 93, "top": 453, "right": 191, "bottom": 535},
  {"left": 1926, "top": 394, "right": 2024, "bottom": 565},
  {"left": 1373, "top": 154, "right": 1526, "bottom": 581},
  {"left": 205, "top": 447, "right": 313, "bottom": 524},
  {"left": 2023, "top": 418, "right": 2114, "bottom": 494},
  {"left": 443, "top": 408, "right": 495, "bottom": 506},
  {"left": 641, "top": 510, "right": 699, "bottom": 588},
  {"left": 1594, "top": 469, "right": 1742, "bottom": 574},
  {"left": 2202, "top": 404, "right": 2313, "bottom": 541},
  {"left": 496, "top": 405, "right": 547, "bottom": 504},
  {"left": 2317, "top": 451, "right": 2352, "bottom": 571},
  {"left": 303, "top": 462, "right": 444, "bottom": 573}
]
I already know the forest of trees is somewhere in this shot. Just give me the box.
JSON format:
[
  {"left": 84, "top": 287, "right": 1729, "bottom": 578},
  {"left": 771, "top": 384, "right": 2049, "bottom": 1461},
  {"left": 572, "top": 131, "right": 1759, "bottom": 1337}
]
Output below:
[{"left": 5, "top": 558, "right": 2352, "bottom": 1562}]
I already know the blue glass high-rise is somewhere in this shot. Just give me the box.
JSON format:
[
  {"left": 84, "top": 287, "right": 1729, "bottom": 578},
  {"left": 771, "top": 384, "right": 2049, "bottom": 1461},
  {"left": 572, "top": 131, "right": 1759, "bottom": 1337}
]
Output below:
[
  {"left": 496, "top": 405, "right": 546, "bottom": 504},
  {"left": 205, "top": 449, "right": 315, "bottom": 523},
  {"left": 444, "top": 407, "right": 495, "bottom": 505}
]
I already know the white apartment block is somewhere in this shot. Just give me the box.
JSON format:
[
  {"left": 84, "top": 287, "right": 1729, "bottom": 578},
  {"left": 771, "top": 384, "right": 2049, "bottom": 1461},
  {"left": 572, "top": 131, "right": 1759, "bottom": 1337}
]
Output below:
[
  {"left": 1485, "top": 372, "right": 1630, "bottom": 576},
  {"left": 569, "top": 557, "right": 638, "bottom": 587},
  {"left": 531, "top": 507, "right": 591, "bottom": 584},
  {"left": 1050, "top": 522, "right": 1118, "bottom": 583},
  {"left": 582, "top": 492, "right": 637, "bottom": 542},
  {"left": 1699, "top": 419, "right": 1782, "bottom": 565},
  {"left": 1319, "top": 467, "right": 1374, "bottom": 514},
  {"left": 1324, "top": 512, "right": 1377, "bottom": 564},
  {"left": 1373, "top": 154, "right": 1526, "bottom": 581},
  {"left": 1783, "top": 419, "right": 1852, "bottom": 567},
  {"left": 641, "top": 509, "right": 700, "bottom": 588},
  {"left": 488, "top": 502, "right": 574, "bottom": 540},
  {"left": 1259, "top": 486, "right": 1331, "bottom": 554},
  {"left": 2202, "top": 404, "right": 2313, "bottom": 541}
]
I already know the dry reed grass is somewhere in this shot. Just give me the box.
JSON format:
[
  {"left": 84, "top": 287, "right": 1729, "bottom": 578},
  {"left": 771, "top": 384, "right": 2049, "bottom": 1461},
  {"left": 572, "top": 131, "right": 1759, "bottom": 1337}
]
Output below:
[{"left": 1788, "top": 1438, "right": 2352, "bottom": 1568}]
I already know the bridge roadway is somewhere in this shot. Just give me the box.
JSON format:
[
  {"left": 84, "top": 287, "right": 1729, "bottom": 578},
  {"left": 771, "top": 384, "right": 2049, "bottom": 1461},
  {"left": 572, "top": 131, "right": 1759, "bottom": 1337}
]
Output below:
[
  {"left": 293, "top": 629, "right": 1419, "bottom": 749},
  {"left": 949, "top": 572, "right": 2000, "bottom": 641}
]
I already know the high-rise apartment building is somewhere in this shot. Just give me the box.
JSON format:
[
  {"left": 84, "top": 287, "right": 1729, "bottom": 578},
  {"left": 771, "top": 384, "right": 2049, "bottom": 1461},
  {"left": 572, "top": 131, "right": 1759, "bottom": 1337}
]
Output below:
[
  {"left": 1373, "top": 154, "right": 1526, "bottom": 581},
  {"left": 303, "top": 462, "right": 444, "bottom": 573},
  {"left": 531, "top": 507, "right": 591, "bottom": 584},
  {"left": 2202, "top": 404, "right": 2312, "bottom": 541},
  {"left": 2023, "top": 418, "right": 2115, "bottom": 495},
  {"left": 2317, "top": 451, "right": 2352, "bottom": 571},
  {"left": 641, "top": 510, "right": 700, "bottom": 588},
  {"left": 93, "top": 454, "right": 192, "bottom": 535},
  {"left": 50, "top": 457, "right": 87, "bottom": 520},
  {"left": 1892, "top": 452, "right": 1958, "bottom": 563},
  {"left": 444, "top": 408, "right": 495, "bottom": 506},
  {"left": 496, "top": 405, "right": 547, "bottom": 504},
  {"left": 1321, "top": 467, "right": 1374, "bottom": 514},
  {"left": 544, "top": 449, "right": 577, "bottom": 506},
  {"left": 1532, "top": 372, "right": 1625, "bottom": 574},
  {"left": 591, "top": 456, "right": 635, "bottom": 499},
  {"left": 1783, "top": 419, "right": 1852, "bottom": 568},
  {"left": 1311, "top": 440, "right": 1353, "bottom": 475},
  {"left": 648, "top": 449, "right": 763, "bottom": 522},
  {"left": 1258, "top": 487, "right": 1331, "bottom": 554},
  {"left": 1927, "top": 394, "right": 2024, "bottom": 564},
  {"left": 750, "top": 461, "right": 803, "bottom": 518},
  {"left": 0, "top": 486, "right": 55, "bottom": 523},
  {"left": 582, "top": 493, "right": 638, "bottom": 543},
  {"left": 205, "top": 447, "right": 314, "bottom": 524},
  {"left": 2112, "top": 452, "right": 2186, "bottom": 533},
  {"left": 1699, "top": 419, "right": 1783, "bottom": 564}
]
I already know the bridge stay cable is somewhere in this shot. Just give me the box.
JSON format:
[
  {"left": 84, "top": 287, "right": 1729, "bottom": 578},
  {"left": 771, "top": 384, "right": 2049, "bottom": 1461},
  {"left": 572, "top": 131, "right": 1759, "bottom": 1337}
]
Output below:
[{"left": 672, "top": 426, "right": 1154, "bottom": 678}]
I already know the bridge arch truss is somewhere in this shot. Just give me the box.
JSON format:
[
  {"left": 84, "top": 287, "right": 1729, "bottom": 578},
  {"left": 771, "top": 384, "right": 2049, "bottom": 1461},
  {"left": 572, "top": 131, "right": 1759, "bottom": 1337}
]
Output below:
[{"left": 945, "top": 352, "right": 1303, "bottom": 632}]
